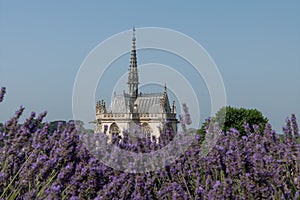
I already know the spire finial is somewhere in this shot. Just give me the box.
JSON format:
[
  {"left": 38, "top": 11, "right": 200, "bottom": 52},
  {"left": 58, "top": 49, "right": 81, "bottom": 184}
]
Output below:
[
  {"left": 132, "top": 26, "right": 136, "bottom": 50},
  {"left": 163, "top": 83, "right": 167, "bottom": 97}
]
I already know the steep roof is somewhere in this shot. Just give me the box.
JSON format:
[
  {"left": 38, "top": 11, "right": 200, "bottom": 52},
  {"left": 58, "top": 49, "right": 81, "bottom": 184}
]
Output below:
[
  {"left": 135, "top": 94, "right": 163, "bottom": 113},
  {"left": 108, "top": 93, "right": 170, "bottom": 114},
  {"left": 108, "top": 94, "right": 130, "bottom": 113}
]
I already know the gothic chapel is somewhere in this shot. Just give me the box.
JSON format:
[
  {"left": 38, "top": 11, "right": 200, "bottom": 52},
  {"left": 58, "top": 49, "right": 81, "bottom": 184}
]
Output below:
[{"left": 95, "top": 28, "right": 178, "bottom": 140}]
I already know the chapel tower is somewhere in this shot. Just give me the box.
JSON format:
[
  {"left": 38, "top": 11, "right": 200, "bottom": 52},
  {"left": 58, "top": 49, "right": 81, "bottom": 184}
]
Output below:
[{"left": 127, "top": 27, "right": 139, "bottom": 98}]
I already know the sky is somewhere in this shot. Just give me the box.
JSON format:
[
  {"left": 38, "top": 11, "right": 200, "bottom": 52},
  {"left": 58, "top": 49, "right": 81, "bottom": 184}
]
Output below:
[{"left": 0, "top": 1, "right": 299, "bottom": 132}]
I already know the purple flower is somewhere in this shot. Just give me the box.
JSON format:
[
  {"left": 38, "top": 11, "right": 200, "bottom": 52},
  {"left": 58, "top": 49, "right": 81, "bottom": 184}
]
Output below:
[
  {"left": 215, "top": 145, "right": 224, "bottom": 151},
  {"left": 51, "top": 184, "right": 61, "bottom": 193},
  {"left": 213, "top": 180, "right": 221, "bottom": 190},
  {"left": 229, "top": 128, "right": 239, "bottom": 136},
  {"left": 182, "top": 103, "right": 192, "bottom": 125},
  {"left": 195, "top": 134, "right": 201, "bottom": 141},
  {"left": 37, "top": 111, "right": 47, "bottom": 122},
  {"left": 291, "top": 114, "right": 299, "bottom": 137},
  {"left": 253, "top": 124, "right": 260, "bottom": 133},
  {"left": 0, "top": 87, "right": 6, "bottom": 102}
]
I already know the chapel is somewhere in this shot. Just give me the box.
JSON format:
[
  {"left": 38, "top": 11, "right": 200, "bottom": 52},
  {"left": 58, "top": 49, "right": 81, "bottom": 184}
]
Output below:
[{"left": 95, "top": 28, "right": 178, "bottom": 140}]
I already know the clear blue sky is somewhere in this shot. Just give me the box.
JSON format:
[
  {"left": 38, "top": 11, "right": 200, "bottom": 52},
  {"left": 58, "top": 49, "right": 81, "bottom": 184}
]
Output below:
[{"left": 0, "top": 1, "right": 299, "bottom": 132}]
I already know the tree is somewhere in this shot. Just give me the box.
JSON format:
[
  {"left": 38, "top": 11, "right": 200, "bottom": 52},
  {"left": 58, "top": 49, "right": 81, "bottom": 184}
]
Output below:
[
  {"left": 198, "top": 106, "right": 268, "bottom": 138},
  {"left": 48, "top": 120, "right": 67, "bottom": 133}
]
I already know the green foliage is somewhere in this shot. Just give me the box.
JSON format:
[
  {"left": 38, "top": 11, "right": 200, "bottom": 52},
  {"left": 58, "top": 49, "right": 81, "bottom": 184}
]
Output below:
[
  {"left": 198, "top": 106, "right": 268, "bottom": 138},
  {"left": 48, "top": 120, "right": 67, "bottom": 133}
]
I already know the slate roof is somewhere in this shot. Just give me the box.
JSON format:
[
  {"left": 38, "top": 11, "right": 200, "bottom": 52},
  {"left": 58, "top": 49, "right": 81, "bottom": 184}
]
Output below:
[{"left": 108, "top": 93, "right": 166, "bottom": 114}]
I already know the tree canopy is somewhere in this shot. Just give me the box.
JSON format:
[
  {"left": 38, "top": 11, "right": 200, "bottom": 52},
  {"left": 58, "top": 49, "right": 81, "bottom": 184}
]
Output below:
[{"left": 198, "top": 106, "right": 268, "bottom": 138}]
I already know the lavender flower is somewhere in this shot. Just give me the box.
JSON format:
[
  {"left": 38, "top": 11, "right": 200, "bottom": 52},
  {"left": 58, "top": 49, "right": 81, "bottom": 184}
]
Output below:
[
  {"left": 0, "top": 87, "right": 6, "bottom": 102},
  {"left": 0, "top": 90, "right": 299, "bottom": 199}
]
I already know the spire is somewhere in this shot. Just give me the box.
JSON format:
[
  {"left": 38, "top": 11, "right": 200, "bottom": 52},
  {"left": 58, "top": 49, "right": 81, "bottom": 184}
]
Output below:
[
  {"left": 128, "top": 27, "right": 139, "bottom": 97},
  {"left": 161, "top": 83, "right": 171, "bottom": 113},
  {"left": 172, "top": 100, "right": 176, "bottom": 114},
  {"left": 163, "top": 83, "right": 167, "bottom": 98}
]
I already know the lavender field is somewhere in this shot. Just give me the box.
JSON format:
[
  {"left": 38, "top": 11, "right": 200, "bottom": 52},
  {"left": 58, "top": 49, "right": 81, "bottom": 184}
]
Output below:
[{"left": 0, "top": 87, "right": 299, "bottom": 199}]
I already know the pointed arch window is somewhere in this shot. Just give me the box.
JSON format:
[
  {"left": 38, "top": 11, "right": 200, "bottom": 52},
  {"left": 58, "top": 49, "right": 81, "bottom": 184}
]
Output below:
[
  {"left": 109, "top": 123, "right": 120, "bottom": 137},
  {"left": 142, "top": 123, "right": 152, "bottom": 138}
]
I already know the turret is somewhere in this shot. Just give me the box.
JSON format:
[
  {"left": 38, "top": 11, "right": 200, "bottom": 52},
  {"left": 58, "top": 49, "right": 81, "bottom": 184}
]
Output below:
[
  {"left": 172, "top": 100, "right": 176, "bottom": 114},
  {"left": 96, "top": 100, "right": 107, "bottom": 114}
]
